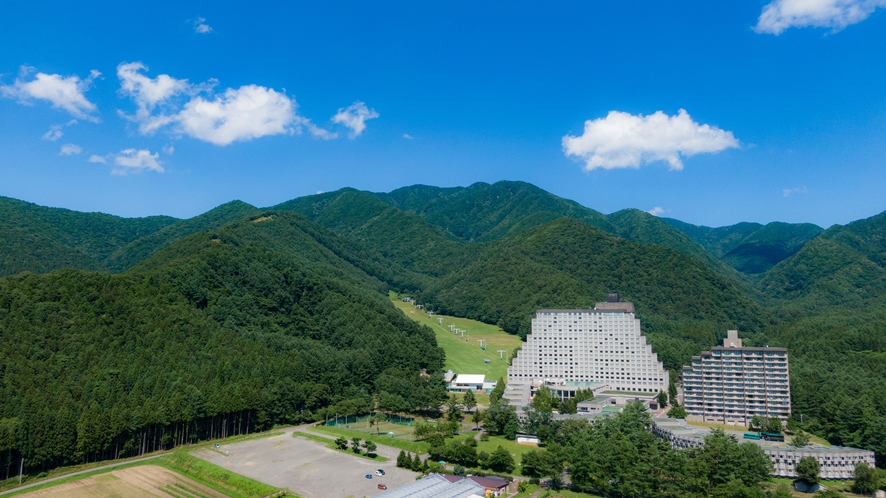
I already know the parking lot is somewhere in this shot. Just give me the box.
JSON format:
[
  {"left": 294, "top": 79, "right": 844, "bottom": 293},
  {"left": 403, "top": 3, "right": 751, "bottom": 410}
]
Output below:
[{"left": 191, "top": 427, "right": 418, "bottom": 498}]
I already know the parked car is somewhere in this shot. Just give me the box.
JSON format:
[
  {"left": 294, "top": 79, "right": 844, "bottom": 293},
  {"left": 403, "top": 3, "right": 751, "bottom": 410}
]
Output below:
[
  {"left": 365, "top": 474, "right": 372, "bottom": 479},
  {"left": 377, "top": 484, "right": 387, "bottom": 490},
  {"left": 375, "top": 469, "right": 385, "bottom": 476}
]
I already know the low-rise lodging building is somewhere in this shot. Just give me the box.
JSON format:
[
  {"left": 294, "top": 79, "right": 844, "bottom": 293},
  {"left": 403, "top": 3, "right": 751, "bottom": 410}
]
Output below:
[
  {"left": 682, "top": 330, "right": 791, "bottom": 424},
  {"left": 652, "top": 417, "right": 876, "bottom": 479},
  {"left": 375, "top": 473, "right": 486, "bottom": 498},
  {"left": 450, "top": 374, "right": 487, "bottom": 392},
  {"left": 507, "top": 294, "right": 668, "bottom": 393}
]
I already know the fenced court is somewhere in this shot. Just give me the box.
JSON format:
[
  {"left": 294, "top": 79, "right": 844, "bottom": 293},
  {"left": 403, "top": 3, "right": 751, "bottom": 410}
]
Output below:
[{"left": 325, "top": 414, "right": 418, "bottom": 441}]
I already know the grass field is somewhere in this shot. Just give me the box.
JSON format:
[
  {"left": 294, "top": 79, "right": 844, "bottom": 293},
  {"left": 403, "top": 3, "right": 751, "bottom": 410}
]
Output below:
[
  {"left": 457, "top": 431, "right": 541, "bottom": 470},
  {"left": 14, "top": 465, "right": 228, "bottom": 498},
  {"left": 311, "top": 425, "right": 430, "bottom": 454},
  {"left": 292, "top": 431, "right": 390, "bottom": 461},
  {"left": 0, "top": 429, "right": 286, "bottom": 494},
  {"left": 5, "top": 449, "right": 293, "bottom": 498},
  {"left": 391, "top": 293, "right": 523, "bottom": 380}
]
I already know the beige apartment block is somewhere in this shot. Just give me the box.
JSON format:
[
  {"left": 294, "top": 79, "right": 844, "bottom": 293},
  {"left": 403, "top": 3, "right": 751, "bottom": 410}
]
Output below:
[{"left": 682, "top": 330, "right": 791, "bottom": 425}]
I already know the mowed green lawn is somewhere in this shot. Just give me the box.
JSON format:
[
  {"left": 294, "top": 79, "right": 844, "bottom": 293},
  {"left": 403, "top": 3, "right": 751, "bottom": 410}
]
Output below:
[
  {"left": 391, "top": 293, "right": 523, "bottom": 381},
  {"left": 457, "top": 431, "right": 540, "bottom": 470}
]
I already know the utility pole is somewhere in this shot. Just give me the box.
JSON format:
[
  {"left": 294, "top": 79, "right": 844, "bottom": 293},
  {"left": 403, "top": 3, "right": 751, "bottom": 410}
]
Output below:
[{"left": 19, "top": 457, "right": 23, "bottom": 484}]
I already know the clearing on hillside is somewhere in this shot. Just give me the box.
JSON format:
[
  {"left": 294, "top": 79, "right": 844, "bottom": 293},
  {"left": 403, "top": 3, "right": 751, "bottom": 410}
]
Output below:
[
  {"left": 391, "top": 293, "right": 523, "bottom": 381},
  {"left": 17, "top": 465, "right": 228, "bottom": 498}
]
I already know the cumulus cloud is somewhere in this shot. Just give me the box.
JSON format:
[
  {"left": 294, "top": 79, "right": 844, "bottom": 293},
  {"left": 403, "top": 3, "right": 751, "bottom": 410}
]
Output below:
[
  {"left": 42, "top": 124, "right": 64, "bottom": 141},
  {"left": 783, "top": 186, "right": 808, "bottom": 197},
  {"left": 194, "top": 17, "right": 212, "bottom": 34},
  {"left": 647, "top": 207, "right": 666, "bottom": 216},
  {"left": 162, "top": 145, "right": 175, "bottom": 155},
  {"left": 88, "top": 154, "right": 107, "bottom": 164},
  {"left": 112, "top": 148, "right": 163, "bottom": 175},
  {"left": 0, "top": 67, "right": 100, "bottom": 121},
  {"left": 59, "top": 144, "right": 82, "bottom": 156},
  {"left": 117, "top": 63, "right": 328, "bottom": 145},
  {"left": 175, "top": 85, "right": 297, "bottom": 145},
  {"left": 755, "top": 0, "right": 886, "bottom": 34},
  {"left": 562, "top": 109, "right": 739, "bottom": 171},
  {"left": 118, "top": 62, "right": 191, "bottom": 110},
  {"left": 332, "top": 101, "right": 379, "bottom": 138},
  {"left": 403, "top": 133, "right": 414, "bottom": 140}
]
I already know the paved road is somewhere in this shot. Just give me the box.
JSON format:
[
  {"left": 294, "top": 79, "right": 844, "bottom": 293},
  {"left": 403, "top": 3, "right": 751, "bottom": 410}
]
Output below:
[{"left": 0, "top": 455, "right": 161, "bottom": 496}]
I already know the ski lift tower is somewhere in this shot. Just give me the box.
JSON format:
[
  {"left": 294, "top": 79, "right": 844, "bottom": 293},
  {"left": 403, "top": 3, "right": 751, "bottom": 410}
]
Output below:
[
  {"left": 478, "top": 339, "right": 487, "bottom": 351},
  {"left": 497, "top": 349, "right": 508, "bottom": 361}
]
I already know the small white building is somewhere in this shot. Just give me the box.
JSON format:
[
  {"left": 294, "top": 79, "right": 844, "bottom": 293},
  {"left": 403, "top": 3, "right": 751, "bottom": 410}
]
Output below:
[{"left": 450, "top": 374, "right": 486, "bottom": 392}]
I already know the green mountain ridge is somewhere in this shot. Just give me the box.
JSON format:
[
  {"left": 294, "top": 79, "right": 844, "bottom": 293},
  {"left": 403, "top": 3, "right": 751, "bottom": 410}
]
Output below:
[
  {"left": 0, "top": 195, "right": 178, "bottom": 277},
  {"left": 0, "top": 210, "right": 445, "bottom": 471},
  {"left": 663, "top": 217, "right": 824, "bottom": 274},
  {"left": 2, "top": 183, "right": 886, "bottom": 468}
]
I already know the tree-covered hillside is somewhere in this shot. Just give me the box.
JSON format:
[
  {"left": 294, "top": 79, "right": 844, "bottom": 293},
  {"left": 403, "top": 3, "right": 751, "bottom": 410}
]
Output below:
[
  {"left": 0, "top": 212, "right": 444, "bottom": 474},
  {"left": 415, "top": 218, "right": 770, "bottom": 371},
  {"left": 0, "top": 196, "right": 178, "bottom": 277},
  {"left": 664, "top": 218, "right": 823, "bottom": 274},
  {"left": 106, "top": 200, "right": 261, "bottom": 272},
  {"left": 373, "top": 181, "right": 734, "bottom": 277},
  {"left": 3, "top": 185, "right": 886, "bottom": 469}
]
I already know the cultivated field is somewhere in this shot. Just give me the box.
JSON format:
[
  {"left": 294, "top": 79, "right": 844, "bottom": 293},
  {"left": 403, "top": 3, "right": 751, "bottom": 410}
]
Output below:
[
  {"left": 391, "top": 293, "right": 523, "bottom": 381},
  {"left": 16, "top": 465, "right": 226, "bottom": 498}
]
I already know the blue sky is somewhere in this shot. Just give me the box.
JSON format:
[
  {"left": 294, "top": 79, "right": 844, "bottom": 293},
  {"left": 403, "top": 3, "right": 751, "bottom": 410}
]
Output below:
[{"left": 1, "top": 1, "right": 885, "bottom": 228}]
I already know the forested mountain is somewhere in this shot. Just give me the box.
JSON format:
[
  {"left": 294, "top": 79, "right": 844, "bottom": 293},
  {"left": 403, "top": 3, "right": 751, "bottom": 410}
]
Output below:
[
  {"left": 0, "top": 212, "right": 445, "bottom": 473},
  {"left": 758, "top": 211, "right": 886, "bottom": 309},
  {"left": 664, "top": 218, "right": 823, "bottom": 274},
  {"left": 0, "top": 196, "right": 177, "bottom": 277},
  {"left": 106, "top": 200, "right": 261, "bottom": 272},
  {"left": 372, "top": 181, "right": 733, "bottom": 277},
  {"left": 414, "top": 218, "right": 769, "bottom": 371},
  {"left": 2, "top": 184, "right": 886, "bottom": 472}
]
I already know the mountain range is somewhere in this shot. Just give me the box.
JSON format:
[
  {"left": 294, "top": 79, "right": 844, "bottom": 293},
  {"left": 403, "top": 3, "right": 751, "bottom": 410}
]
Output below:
[{"left": 1, "top": 180, "right": 885, "bottom": 471}]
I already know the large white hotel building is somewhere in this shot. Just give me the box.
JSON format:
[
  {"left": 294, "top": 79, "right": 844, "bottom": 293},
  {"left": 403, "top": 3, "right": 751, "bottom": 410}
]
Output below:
[{"left": 507, "top": 295, "right": 669, "bottom": 394}]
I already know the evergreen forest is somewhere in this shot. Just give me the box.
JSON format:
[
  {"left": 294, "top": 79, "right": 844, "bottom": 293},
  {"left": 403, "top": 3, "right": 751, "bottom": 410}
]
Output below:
[{"left": 1, "top": 180, "right": 885, "bottom": 476}]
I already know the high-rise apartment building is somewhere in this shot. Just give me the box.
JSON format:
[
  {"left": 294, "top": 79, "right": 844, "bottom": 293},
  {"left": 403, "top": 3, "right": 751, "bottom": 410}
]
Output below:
[
  {"left": 682, "top": 331, "right": 791, "bottom": 424},
  {"left": 507, "top": 295, "right": 668, "bottom": 394}
]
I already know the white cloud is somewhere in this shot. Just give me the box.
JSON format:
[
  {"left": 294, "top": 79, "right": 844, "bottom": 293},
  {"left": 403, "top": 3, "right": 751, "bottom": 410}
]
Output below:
[
  {"left": 194, "top": 17, "right": 212, "bottom": 34},
  {"left": 113, "top": 148, "right": 163, "bottom": 175},
  {"left": 162, "top": 145, "right": 175, "bottom": 155},
  {"left": 331, "top": 101, "right": 379, "bottom": 138},
  {"left": 783, "top": 186, "right": 808, "bottom": 197},
  {"left": 42, "top": 124, "right": 64, "bottom": 141},
  {"left": 562, "top": 109, "right": 739, "bottom": 171},
  {"left": 117, "top": 62, "right": 193, "bottom": 134},
  {"left": 59, "top": 143, "right": 82, "bottom": 156},
  {"left": 176, "top": 85, "right": 297, "bottom": 145},
  {"left": 755, "top": 0, "right": 886, "bottom": 34},
  {"left": 299, "top": 118, "right": 338, "bottom": 140},
  {"left": 118, "top": 63, "right": 310, "bottom": 146},
  {"left": 647, "top": 207, "right": 666, "bottom": 216},
  {"left": 403, "top": 133, "right": 414, "bottom": 140},
  {"left": 0, "top": 67, "right": 100, "bottom": 121},
  {"left": 88, "top": 154, "right": 107, "bottom": 164}
]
